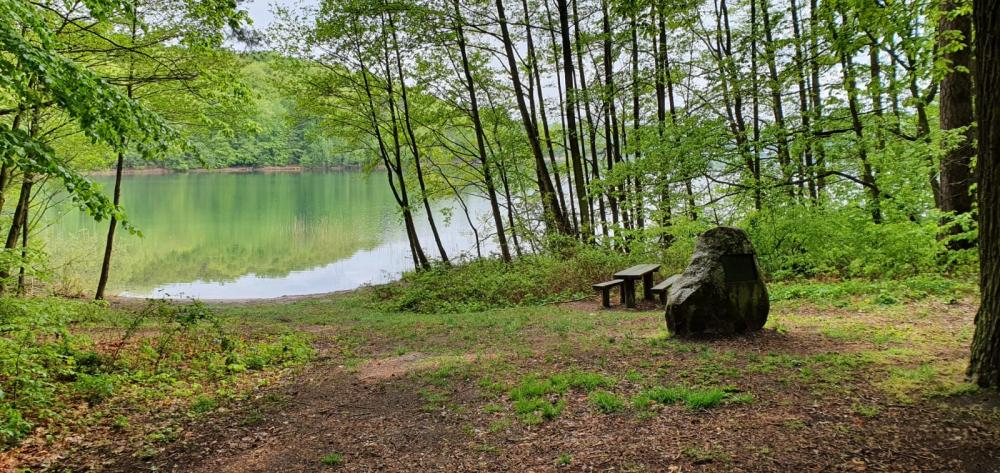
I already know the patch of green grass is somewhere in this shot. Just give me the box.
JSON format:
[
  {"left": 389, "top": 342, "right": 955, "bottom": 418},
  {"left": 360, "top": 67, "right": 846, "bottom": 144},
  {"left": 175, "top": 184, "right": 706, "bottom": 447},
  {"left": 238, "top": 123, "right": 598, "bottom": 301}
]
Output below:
[
  {"left": 681, "top": 445, "right": 732, "bottom": 464},
  {"left": 632, "top": 386, "right": 740, "bottom": 412},
  {"left": 551, "top": 371, "right": 617, "bottom": 392},
  {"left": 880, "top": 361, "right": 978, "bottom": 402},
  {"left": 321, "top": 452, "right": 343, "bottom": 466},
  {"left": 589, "top": 391, "right": 625, "bottom": 413},
  {"left": 488, "top": 418, "right": 512, "bottom": 433},
  {"left": 514, "top": 398, "right": 565, "bottom": 425},
  {"left": 852, "top": 403, "right": 881, "bottom": 418},
  {"left": 684, "top": 388, "right": 728, "bottom": 409},
  {"left": 557, "top": 454, "right": 572, "bottom": 466}
]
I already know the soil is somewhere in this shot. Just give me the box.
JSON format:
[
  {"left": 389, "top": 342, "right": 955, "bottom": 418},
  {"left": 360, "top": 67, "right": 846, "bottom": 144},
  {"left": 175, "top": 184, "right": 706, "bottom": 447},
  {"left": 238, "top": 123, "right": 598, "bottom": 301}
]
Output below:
[{"left": 26, "top": 297, "right": 1000, "bottom": 472}]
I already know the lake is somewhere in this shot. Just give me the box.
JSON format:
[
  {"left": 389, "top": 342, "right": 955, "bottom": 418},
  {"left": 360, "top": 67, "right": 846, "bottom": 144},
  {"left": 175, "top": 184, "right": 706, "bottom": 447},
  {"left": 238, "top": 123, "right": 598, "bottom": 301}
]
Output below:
[{"left": 46, "top": 171, "right": 492, "bottom": 299}]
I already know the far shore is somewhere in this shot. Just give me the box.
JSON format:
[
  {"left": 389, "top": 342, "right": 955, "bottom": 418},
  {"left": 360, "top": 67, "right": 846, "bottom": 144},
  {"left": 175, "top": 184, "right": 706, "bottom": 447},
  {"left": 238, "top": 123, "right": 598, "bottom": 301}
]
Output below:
[{"left": 85, "top": 164, "right": 366, "bottom": 177}]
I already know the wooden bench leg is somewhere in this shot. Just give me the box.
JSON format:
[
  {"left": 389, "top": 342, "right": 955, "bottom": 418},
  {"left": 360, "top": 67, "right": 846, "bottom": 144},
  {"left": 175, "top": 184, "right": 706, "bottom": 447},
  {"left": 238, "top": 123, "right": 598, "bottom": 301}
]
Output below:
[
  {"left": 642, "top": 273, "right": 654, "bottom": 301},
  {"left": 602, "top": 289, "right": 611, "bottom": 308},
  {"left": 623, "top": 279, "right": 636, "bottom": 308}
]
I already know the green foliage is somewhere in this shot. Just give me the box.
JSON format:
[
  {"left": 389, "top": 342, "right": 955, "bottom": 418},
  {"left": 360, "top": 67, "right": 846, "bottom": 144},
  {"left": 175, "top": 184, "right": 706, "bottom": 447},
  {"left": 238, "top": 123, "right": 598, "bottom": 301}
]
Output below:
[
  {"left": 589, "top": 391, "right": 625, "bottom": 413},
  {"left": 632, "top": 386, "right": 736, "bottom": 411},
  {"left": 507, "top": 371, "right": 615, "bottom": 424},
  {"left": 0, "top": 297, "right": 312, "bottom": 449},
  {"left": 321, "top": 452, "right": 344, "bottom": 466},
  {"left": 747, "top": 206, "right": 972, "bottom": 280},
  {"left": 371, "top": 244, "right": 634, "bottom": 313},
  {"left": 73, "top": 373, "right": 117, "bottom": 405},
  {"left": 770, "top": 275, "right": 976, "bottom": 305}
]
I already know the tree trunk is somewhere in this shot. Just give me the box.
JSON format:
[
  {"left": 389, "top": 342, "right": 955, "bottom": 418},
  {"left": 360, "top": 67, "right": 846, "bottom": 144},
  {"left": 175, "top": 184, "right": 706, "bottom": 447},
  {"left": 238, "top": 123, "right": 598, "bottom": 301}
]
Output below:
[
  {"left": 557, "top": 0, "right": 591, "bottom": 239},
  {"left": 382, "top": 34, "right": 430, "bottom": 270},
  {"left": 600, "top": 0, "right": 622, "bottom": 232},
  {"left": 832, "top": 12, "right": 882, "bottom": 224},
  {"left": 937, "top": 0, "right": 976, "bottom": 249},
  {"left": 455, "top": 0, "right": 512, "bottom": 262},
  {"left": 94, "top": 151, "right": 122, "bottom": 300},
  {"left": 523, "top": 0, "right": 570, "bottom": 223},
  {"left": 968, "top": 0, "right": 1000, "bottom": 388},
  {"left": 390, "top": 15, "right": 449, "bottom": 264},
  {"left": 499, "top": 0, "right": 572, "bottom": 236},
  {"left": 572, "top": 0, "right": 606, "bottom": 237},
  {"left": 761, "top": 0, "right": 792, "bottom": 189},
  {"left": 629, "top": 11, "right": 644, "bottom": 230}
]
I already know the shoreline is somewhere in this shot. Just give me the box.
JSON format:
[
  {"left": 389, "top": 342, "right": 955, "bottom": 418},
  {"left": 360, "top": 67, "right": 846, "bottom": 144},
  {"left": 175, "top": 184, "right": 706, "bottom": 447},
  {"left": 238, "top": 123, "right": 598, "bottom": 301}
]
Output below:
[
  {"left": 105, "top": 286, "right": 369, "bottom": 307},
  {"left": 85, "top": 164, "right": 365, "bottom": 177}
]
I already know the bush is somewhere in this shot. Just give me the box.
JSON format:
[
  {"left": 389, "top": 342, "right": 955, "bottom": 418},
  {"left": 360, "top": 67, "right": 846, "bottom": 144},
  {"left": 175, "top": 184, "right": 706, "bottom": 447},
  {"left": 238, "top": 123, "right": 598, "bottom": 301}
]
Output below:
[
  {"left": 371, "top": 244, "right": 636, "bottom": 313},
  {"left": 73, "top": 373, "right": 117, "bottom": 405},
  {"left": 746, "top": 206, "right": 974, "bottom": 280}
]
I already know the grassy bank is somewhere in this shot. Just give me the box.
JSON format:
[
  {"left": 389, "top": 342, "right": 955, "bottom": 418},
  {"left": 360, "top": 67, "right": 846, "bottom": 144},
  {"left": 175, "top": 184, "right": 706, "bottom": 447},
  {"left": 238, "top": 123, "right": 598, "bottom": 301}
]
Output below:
[{"left": 2, "top": 253, "right": 996, "bottom": 470}]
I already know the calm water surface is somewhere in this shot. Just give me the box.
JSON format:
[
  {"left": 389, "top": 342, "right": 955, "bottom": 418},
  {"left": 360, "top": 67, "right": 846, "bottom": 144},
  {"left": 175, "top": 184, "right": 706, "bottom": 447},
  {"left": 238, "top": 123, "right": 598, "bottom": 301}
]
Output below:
[{"left": 47, "top": 171, "right": 491, "bottom": 299}]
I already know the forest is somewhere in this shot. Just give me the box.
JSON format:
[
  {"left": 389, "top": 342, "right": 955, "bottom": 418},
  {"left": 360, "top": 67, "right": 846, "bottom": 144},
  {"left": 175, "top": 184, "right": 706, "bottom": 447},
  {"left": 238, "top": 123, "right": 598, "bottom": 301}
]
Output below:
[{"left": 2, "top": 0, "right": 1000, "bottom": 470}]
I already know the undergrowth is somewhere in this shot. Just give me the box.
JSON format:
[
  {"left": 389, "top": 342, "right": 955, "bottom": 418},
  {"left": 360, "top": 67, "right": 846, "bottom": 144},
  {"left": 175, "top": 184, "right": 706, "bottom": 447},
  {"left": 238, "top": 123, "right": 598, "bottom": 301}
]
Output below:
[
  {"left": 370, "top": 244, "right": 638, "bottom": 313},
  {"left": 0, "top": 298, "right": 312, "bottom": 449}
]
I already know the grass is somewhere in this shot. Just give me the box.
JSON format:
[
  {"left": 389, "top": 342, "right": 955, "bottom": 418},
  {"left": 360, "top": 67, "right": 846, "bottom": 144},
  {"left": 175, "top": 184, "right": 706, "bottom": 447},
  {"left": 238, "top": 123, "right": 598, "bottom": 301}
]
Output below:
[
  {"left": 5, "top": 270, "right": 989, "bottom": 470},
  {"left": 589, "top": 391, "right": 625, "bottom": 413},
  {"left": 632, "top": 386, "right": 735, "bottom": 411},
  {"left": 321, "top": 452, "right": 343, "bottom": 466}
]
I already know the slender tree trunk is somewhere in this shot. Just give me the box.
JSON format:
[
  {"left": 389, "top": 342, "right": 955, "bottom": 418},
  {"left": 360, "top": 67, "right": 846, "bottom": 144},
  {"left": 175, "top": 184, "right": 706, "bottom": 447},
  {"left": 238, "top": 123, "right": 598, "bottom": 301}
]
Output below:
[
  {"left": 601, "top": 0, "right": 622, "bottom": 231},
  {"left": 629, "top": 11, "right": 644, "bottom": 230},
  {"left": 543, "top": 0, "right": 578, "bottom": 234},
  {"left": 790, "top": 0, "right": 817, "bottom": 201},
  {"left": 390, "top": 14, "right": 449, "bottom": 264},
  {"left": 557, "top": 0, "right": 591, "bottom": 239},
  {"left": 937, "top": 0, "right": 976, "bottom": 249},
  {"left": 455, "top": 0, "right": 512, "bottom": 262},
  {"left": 808, "top": 0, "right": 827, "bottom": 195},
  {"left": 572, "top": 0, "right": 606, "bottom": 237},
  {"left": 382, "top": 32, "right": 430, "bottom": 270},
  {"left": 832, "top": 13, "right": 882, "bottom": 224},
  {"left": 523, "top": 0, "right": 569, "bottom": 221},
  {"left": 967, "top": 0, "right": 1000, "bottom": 388},
  {"left": 761, "top": 0, "right": 792, "bottom": 189},
  {"left": 499, "top": 0, "right": 572, "bottom": 235},
  {"left": 17, "top": 195, "right": 28, "bottom": 296}
]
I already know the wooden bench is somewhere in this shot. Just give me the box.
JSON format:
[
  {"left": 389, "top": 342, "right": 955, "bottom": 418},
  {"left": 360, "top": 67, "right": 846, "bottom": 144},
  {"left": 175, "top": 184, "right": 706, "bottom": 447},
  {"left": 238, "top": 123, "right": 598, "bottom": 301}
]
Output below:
[
  {"left": 650, "top": 274, "right": 680, "bottom": 305},
  {"left": 592, "top": 279, "right": 624, "bottom": 308},
  {"left": 613, "top": 264, "right": 662, "bottom": 308}
]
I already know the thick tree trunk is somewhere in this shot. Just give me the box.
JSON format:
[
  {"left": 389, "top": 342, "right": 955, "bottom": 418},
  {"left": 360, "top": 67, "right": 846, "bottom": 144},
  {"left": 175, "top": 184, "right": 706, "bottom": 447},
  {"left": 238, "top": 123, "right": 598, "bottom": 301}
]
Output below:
[
  {"left": 968, "top": 0, "right": 1000, "bottom": 388},
  {"left": 937, "top": 0, "right": 976, "bottom": 249}
]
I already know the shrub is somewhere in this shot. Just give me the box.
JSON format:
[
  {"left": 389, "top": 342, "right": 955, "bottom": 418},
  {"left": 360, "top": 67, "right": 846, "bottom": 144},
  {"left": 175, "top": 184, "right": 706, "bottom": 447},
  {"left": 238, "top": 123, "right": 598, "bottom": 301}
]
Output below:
[
  {"left": 73, "top": 373, "right": 117, "bottom": 405},
  {"left": 370, "top": 245, "right": 636, "bottom": 313}
]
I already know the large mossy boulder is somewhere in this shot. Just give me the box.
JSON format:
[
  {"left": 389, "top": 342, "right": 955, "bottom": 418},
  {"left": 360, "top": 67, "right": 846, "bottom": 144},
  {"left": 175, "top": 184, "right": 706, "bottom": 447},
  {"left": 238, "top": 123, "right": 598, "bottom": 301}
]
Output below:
[{"left": 665, "top": 227, "right": 769, "bottom": 336}]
